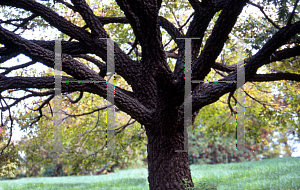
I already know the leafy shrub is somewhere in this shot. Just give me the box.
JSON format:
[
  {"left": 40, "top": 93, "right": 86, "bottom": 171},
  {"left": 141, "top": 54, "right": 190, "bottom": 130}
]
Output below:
[
  {"left": 0, "top": 130, "right": 22, "bottom": 179},
  {"left": 188, "top": 130, "right": 262, "bottom": 165}
]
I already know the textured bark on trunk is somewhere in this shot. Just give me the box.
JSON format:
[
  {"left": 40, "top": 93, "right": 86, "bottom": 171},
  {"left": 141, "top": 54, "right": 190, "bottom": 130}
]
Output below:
[{"left": 145, "top": 107, "right": 194, "bottom": 189}]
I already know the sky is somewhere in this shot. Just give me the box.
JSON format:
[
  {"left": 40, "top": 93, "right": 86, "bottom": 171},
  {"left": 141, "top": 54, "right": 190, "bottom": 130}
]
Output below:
[{"left": 0, "top": 0, "right": 299, "bottom": 157}]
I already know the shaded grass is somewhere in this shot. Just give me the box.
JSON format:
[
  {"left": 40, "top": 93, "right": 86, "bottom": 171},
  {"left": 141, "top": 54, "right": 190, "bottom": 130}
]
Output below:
[
  {"left": 191, "top": 157, "right": 300, "bottom": 190},
  {"left": 0, "top": 157, "right": 299, "bottom": 190}
]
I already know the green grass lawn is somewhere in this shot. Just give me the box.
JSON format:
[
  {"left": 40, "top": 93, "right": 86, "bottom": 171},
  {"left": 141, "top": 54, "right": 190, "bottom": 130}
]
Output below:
[{"left": 0, "top": 157, "right": 299, "bottom": 190}]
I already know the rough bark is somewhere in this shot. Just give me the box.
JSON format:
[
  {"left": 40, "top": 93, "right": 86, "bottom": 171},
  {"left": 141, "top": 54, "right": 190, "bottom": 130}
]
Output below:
[{"left": 146, "top": 106, "right": 193, "bottom": 189}]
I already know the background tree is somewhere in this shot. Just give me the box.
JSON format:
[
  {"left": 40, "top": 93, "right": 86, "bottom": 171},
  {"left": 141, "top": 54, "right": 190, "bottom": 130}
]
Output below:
[{"left": 0, "top": 0, "right": 299, "bottom": 189}]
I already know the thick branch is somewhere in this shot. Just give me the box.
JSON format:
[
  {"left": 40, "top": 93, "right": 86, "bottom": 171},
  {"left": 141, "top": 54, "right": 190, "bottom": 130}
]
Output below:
[
  {"left": 97, "top": 15, "right": 184, "bottom": 46},
  {"left": 191, "top": 0, "right": 248, "bottom": 81},
  {"left": 188, "top": 0, "right": 201, "bottom": 10},
  {"left": 0, "top": 0, "right": 138, "bottom": 88},
  {"left": 213, "top": 45, "right": 300, "bottom": 73},
  {"left": 71, "top": 0, "right": 105, "bottom": 37},
  {"left": 0, "top": 0, "right": 93, "bottom": 43},
  {"left": 249, "top": 73, "right": 300, "bottom": 82},
  {"left": 245, "top": 21, "right": 300, "bottom": 78},
  {"left": 158, "top": 16, "right": 183, "bottom": 45},
  {"left": 172, "top": 0, "right": 249, "bottom": 109},
  {"left": 98, "top": 16, "right": 129, "bottom": 24},
  {"left": 212, "top": 62, "right": 236, "bottom": 72},
  {"left": 72, "top": 54, "right": 107, "bottom": 78}
]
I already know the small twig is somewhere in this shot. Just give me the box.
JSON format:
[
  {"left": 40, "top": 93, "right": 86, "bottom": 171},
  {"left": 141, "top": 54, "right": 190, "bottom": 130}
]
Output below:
[
  {"left": 127, "top": 39, "right": 138, "bottom": 55},
  {"left": 55, "top": 0, "right": 78, "bottom": 12},
  {"left": 287, "top": 0, "right": 299, "bottom": 25},
  {"left": 231, "top": 94, "right": 244, "bottom": 108},
  {"left": 244, "top": 90, "right": 276, "bottom": 107},
  {"left": 28, "top": 94, "right": 55, "bottom": 127},
  {"left": 62, "top": 104, "right": 113, "bottom": 118},
  {"left": 163, "top": 38, "right": 173, "bottom": 48},
  {"left": 178, "top": 12, "right": 194, "bottom": 31},
  {"left": 66, "top": 91, "right": 84, "bottom": 104},
  {"left": 0, "top": 90, "right": 54, "bottom": 111},
  {"left": 13, "top": 14, "right": 38, "bottom": 33},
  {"left": 114, "top": 117, "right": 136, "bottom": 135},
  {"left": 166, "top": 46, "right": 178, "bottom": 53},
  {"left": 213, "top": 68, "right": 226, "bottom": 77},
  {"left": 227, "top": 90, "right": 237, "bottom": 115},
  {"left": 1, "top": 13, "right": 38, "bottom": 32},
  {"left": 0, "top": 94, "right": 14, "bottom": 156},
  {"left": 248, "top": 1, "right": 280, "bottom": 29},
  {"left": 0, "top": 60, "right": 37, "bottom": 75},
  {"left": 171, "top": 10, "right": 181, "bottom": 29},
  {"left": 250, "top": 82, "right": 272, "bottom": 93}
]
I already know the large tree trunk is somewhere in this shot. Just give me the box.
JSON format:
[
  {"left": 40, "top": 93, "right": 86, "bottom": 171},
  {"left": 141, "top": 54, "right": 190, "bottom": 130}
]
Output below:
[{"left": 145, "top": 107, "right": 194, "bottom": 189}]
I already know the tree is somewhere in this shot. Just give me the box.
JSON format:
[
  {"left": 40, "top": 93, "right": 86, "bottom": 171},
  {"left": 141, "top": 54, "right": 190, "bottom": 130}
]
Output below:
[{"left": 0, "top": 0, "right": 300, "bottom": 189}]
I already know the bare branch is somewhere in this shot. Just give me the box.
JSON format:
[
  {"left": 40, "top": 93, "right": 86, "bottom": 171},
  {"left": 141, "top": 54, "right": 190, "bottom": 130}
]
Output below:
[
  {"left": 0, "top": 13, "right": 38, "bottom": 32},
  {"left": 173, "top": 0, "right": 248, "bottom": 103},
  {"left": 244, "top": 90, "right": 276, "bottom": 107},
  {"left": 97, "top": 15, "right": 184, "bottom": 47},
  {"left": 0, "top": 89, "right": 54, "bottom": 111},
  {"left": 287, "top": 0, "right": 299, "bottom": 25},
  {"left": 213, "top": 68, "right": 227, "bottom": 77},
  {"left": 0, "top": 47, "right": 22, "bottom": 63},
  {"left": 127, "top": 41, "right": 178, "bottom": 59},
  {"left": 0, "top": 94, "right": 14, "bottom": 156},
  {"left": 212, "top": 62, "right": 236, "bottom": 72},
  {"left": 192, "top": 0, "right": 248, "bottom": 79},
  {"left": 171, "top": 10, "right": 182, "bottom": 34},
  {"left": 72, "top": 54, "right": 107, "bottom": 78},
  {"left": 158, "top": 16, "right": 183, "bottom": 45},
  {"left": 70, "top": 0, "right": 105, "bottom": 37},
  {"left": 27, "top": 94, "right": 55, "bottom": 128},
  {"left": 227, "top": 90, "right": 237, "bottom": 115},
  {"left": 0, "top": 60, "right": 37, "bottom": 75},
  {"left": 248, "top": 1, "right": 280, "bottom": 29},
  {"left": 62, "top": 104, "right": 112, "bottom": 118},
  {"left": 188, "top": 0, "right": 201, "bottom": 10},
  {"left": 0, "top": 0, "right": 93, "bottom": 43},
  {"left": 126, "top": 39, "right": 138, "bottom": 56},
  {"left": 0, "top": 76, "right": 87, "bottom": 94},
  {"left": 66, "top": 91, "right": 84, "bottom": 104},
  {"left": 178, "top": 12, "right": 195, "bottom": 31},
  {"left": 245, "top": 21, "right": 300, "bottom": 77},
  {"left": 55, "top": 0, "right": 77, "bottom": 11},
  {"left": 97, "top": 16, "right": 129, "bottom": 25},
  {"left": 114, "top": 118, "right": 136, "bottom": 135},
  {"left": 249, "top": 73, "right": 300, "bottom": 82}
]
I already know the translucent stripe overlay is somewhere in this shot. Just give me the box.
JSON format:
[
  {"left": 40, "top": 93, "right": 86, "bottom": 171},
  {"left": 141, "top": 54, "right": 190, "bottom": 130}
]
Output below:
[{"left": 54, "top": 39, "right": 63, "bottom": 152}]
